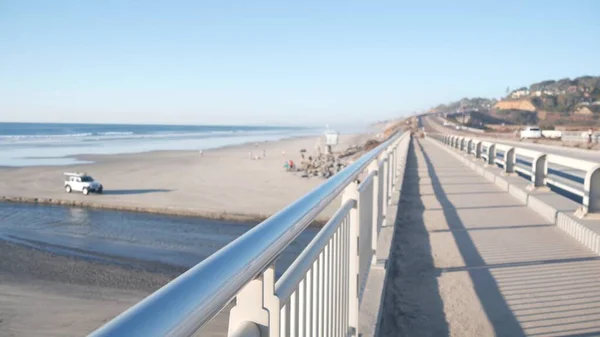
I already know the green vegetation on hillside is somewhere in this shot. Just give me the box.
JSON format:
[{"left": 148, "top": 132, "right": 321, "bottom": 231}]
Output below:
[{"left": 431, "top": 75, "right": 600, "bottom": 126}]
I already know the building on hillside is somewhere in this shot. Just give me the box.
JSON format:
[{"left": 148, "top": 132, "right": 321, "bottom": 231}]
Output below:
[
  {"left": 567, "top": 85, "right": 578, "bottom": 93},
  {"left": 575, "top": 106, "right": 593, "bottom": 115},
  {"left": 510, "top": 88, "right": 530, "bottom": 99}
]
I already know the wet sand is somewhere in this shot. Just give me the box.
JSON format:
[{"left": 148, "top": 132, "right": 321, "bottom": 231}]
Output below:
[
  {"left": 0, "top": 204, "right": 317, "bottom": 336},
  {"left": 0, "top": 134, "right": 371, "bottom": 223},
  {"left": 0, "top": 239, "right": 181, "bottom": 337},
  {"left": 0, "top": 239, "right": 232, "bottom": 337}
]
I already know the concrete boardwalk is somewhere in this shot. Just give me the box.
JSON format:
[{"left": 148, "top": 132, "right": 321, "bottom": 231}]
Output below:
[{"left": 379, "top": 138, "right": 600, "bottom": 337}]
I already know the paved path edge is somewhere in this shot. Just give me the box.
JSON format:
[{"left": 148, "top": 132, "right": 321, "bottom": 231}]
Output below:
[
  {"left": 427, "top": 136, "right": 600, "bottom": 256},
  {"left": 358, "top": 138, "right": 411, "bottom": 337}
]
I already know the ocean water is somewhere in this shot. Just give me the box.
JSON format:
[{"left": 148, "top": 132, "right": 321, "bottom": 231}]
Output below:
[
  {"left": 0, "top": 122, "right": 317, "bottom": 166},
  {"left": 0, "top": 202, "right": 317, "bottom": 274}
]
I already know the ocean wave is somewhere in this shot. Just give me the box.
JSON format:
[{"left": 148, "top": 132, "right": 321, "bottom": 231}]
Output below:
[
  {"left": 95, "top": 131, "right": 134, "bottom": 136},
  {"left": 0, "top": 133, "right": 93, "bottom": 140},
  {"left": 0, "top": 129, "right": 298, "bottom": 144}
]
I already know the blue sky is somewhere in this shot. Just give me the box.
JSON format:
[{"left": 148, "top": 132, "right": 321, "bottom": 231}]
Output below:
[{"left": 1, "top": 1, "right": 599, "bottom": 126}]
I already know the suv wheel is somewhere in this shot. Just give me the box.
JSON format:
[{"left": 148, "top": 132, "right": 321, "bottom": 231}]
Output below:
[
  {"left": 82, "top": 188, "right": 89, "bottom": 195},
  {"left": 65, "top": 185, "right": 72, "bottom": 193}
]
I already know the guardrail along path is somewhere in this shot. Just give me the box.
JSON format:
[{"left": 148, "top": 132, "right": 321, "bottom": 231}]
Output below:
[{"left": 379, "top": 138, "right": 600, "bottom": 337}]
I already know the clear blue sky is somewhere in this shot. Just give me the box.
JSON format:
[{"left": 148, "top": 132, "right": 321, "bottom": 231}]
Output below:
[{"left": 1, "top": 1, "right": 599, "bottom": 126}]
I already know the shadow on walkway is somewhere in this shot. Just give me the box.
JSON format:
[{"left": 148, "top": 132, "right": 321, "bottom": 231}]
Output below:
[
  {"left": 379, "top": 140, "right": 449, "bottom": 337},
  {"left": 415, "top": 139, "right": 526, "bottom": 337}
]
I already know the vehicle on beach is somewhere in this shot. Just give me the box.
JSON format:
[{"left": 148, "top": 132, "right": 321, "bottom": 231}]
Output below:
[
  {"left": 64, "top": 172, "right": 103, "bottom": 195},
  {"left": 520, "top": 126, "right": 542, "bottom": 140}
]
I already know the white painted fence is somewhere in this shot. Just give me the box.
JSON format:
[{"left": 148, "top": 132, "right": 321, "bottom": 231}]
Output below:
[
  {"left": 440, "top": 134, "right": 600, "bottom": 215},
  {"left": 91, "top": 132, "right": 412, "bottom": 337}
]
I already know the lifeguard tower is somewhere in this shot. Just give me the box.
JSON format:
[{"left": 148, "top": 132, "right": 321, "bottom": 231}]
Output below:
[{"left": 323, "top": 128, "right": 339, "bottom": 154}]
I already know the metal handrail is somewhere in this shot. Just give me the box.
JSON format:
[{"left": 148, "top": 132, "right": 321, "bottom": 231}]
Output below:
[
  {"left": 91, "top": 131, "right": 405, "bottom": 337},
  {"left": 275, "top": 199, "right": 355, "bottom": 302},
  {"left": 514, "top": 147, "right": 543, "bottom": 159},
  {"left": 436, "top": 132, "right": 600, "bottom": 214},
  {"left": 548, "top": 154, "right": 597, "bottom": 173},
  {"left": 494, "top": 144, "right": 512, "bottom": 152}
]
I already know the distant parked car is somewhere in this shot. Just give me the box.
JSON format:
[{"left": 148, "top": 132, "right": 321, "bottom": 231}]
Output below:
[
  {"left": 541, "top": 130, "right": 562, "bottom": 139},
  {"left": 520, "top": 126, "right": 542, "bottom": 140},
  {"left": 64, "top": 172, "right": 103, "bottom": 195}
]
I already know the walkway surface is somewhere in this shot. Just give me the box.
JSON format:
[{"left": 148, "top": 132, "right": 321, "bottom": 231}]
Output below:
[{"left": 379, "top": 138, "right": 600, "bottom": 337}]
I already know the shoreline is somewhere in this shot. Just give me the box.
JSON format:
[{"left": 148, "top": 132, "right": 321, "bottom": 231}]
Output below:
[
  {"left": 0, "top": 133, "right": 374, "bottom": 223},
  {"left": 0, "top": 133, "right": 320, "bottom": 169},
  {"left": 0, "top": 196, "right": 330, "bottom": 226}
]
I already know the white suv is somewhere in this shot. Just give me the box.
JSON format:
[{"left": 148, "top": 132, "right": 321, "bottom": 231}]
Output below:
[
  {"left": 64, "top": 172, "right": 103, "bottom": 195},
  {"left": 520, "top": 126, "right": 542, "bottom": 140}
]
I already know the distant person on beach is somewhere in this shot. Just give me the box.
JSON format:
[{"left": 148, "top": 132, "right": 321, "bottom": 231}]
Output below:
[{"left": 284, "top": 159, "right": 295, "bottom": 171}]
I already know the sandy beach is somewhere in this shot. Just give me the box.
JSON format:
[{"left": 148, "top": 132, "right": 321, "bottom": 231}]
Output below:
[
  {"left": 0, "top": 133, "right": 374, "bottom": 336},
  {"left": 0, "top": 133, "right": 372, "bottom": 223},
  {"left": 0, "top": 239, "right": 233, "bottom": 337}
]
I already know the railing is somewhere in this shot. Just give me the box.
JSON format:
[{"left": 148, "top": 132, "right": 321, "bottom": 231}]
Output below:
[
  {"left": 91, "top": 131, "right": 411, "bottom": 337},
  {"left": 434, "top": 116, "right": 485, "bottom": 133},
  {"left": 437, "top": 134, "right": 600, "bottom": 215},
  {"left": 561, "top": 131, "right": 600, "bottom": 144}
]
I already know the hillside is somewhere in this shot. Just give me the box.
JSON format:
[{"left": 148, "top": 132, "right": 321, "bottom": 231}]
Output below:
[
  {"left": 494, "top": 100, "right": 536, "bottom": 111},
  {"left": 431, "top": 75, "right": 600, "bottom": 127},
  {"left": 430, "top": 97, "right": 497, "bottom": 114},
  {"left": 500, "top": 75, "right": 600, "bottom": 125}
]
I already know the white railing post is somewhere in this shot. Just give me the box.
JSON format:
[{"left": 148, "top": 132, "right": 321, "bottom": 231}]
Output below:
[
  {"left": 531, "top": 154, "right": 547, "bottom": 188},
  {"left": 230, "top": 322, "right": 262, "bottom": 337},
  {"left": 368, "top": 160, "right": 380, "bottom": 258},
  {"left": 228, "top": 265, "right": 280, "bottom": 337},
  {"left": 342, "top": 182, "right": 359, "bottom": 336},
  {"left": 388, "top": 148, "right": 395, "bottom": 204},
  {"left": 467, "top": 139, "right": 473, "bottom": 154},
  {"left": 487, "top": 144, "right": 496, "bottom": 166},
  {"left": 582, "top": 165, "right": 600, "bottom": 215},
  {"left": 475, "top": 141, "right": 482, "bottom": 159},
  {"left": 505, "top": 147, "right": 515, "bottom": 174},
  {"left": 394, "top": 143, "right": 401, "bottom": 180},
  {"left": 389, "top": 148, "right": 396, "bottom": 190},
  {"left": 460, "top": 138, "right": 465, "bottom": 151},
  {"left": 381, "top": 158, "right": 389, "bottom": 216}
]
